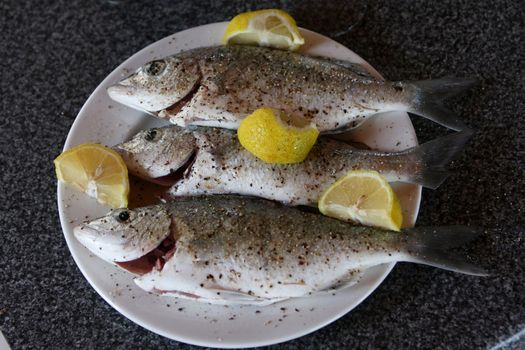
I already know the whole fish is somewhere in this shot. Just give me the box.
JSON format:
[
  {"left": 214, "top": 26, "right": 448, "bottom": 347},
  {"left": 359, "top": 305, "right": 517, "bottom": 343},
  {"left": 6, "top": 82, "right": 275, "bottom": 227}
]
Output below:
[
  {"left": 107, "top": 45, "right": 476, "bottom": 133},
  {"left": 74, "top": 196, "right": 485, "bottom": 305},
  {"left": 114, "top": 126, "right": 471, "bottom": 205}
]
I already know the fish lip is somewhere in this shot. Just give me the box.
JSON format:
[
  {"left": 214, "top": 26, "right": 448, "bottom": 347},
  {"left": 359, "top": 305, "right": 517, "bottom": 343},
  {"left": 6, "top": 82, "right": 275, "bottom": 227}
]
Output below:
[
  {"left": 73, "top": 224, "right": 124, "bottom": 263},
  {"left": 73, "top": 222, "right": 170, "bottom": 263},
  {"left": 107, "top": 78, "right": 201, "bottom": 120},
  {"left": 106, "top": 84, "right": 160, "bottom": 117}
]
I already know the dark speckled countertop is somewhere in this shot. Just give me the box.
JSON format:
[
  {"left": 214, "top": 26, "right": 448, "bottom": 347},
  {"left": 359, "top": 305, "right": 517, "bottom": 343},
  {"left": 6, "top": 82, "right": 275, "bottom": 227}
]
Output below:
[{"left": 0, "top": 0, "right": 523, "bottom": 349}]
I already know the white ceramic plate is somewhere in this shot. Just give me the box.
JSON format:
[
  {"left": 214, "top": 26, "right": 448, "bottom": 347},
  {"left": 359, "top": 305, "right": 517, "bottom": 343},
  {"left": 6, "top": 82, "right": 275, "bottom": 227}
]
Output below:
[{"left": 57, "top": 22, "right": 421, "bottom": 348}]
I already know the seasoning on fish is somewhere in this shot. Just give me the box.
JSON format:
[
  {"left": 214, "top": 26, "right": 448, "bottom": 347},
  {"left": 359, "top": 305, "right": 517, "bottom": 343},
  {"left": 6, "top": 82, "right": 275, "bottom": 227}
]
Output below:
[
  {"left": 73, "top": 196, "right": 486, "bottom": 305},
  {"left": 113, "top": 126, "right": 472, "bottom": 205},
  {"left": 107, "top": 45, "right": 477, "bottom": 132}
]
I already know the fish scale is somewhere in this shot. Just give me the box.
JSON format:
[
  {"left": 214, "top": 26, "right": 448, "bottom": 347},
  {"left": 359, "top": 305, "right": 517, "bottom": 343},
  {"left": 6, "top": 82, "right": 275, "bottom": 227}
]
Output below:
[
  {"left": 74, "top": 196, "right": 486, "bottom": 305},
  {"left": 114, "top": 126, "right": 473, "bottom": 205},
  {"left": 108, "top": 45, "right": 476, "bottom": 132}
]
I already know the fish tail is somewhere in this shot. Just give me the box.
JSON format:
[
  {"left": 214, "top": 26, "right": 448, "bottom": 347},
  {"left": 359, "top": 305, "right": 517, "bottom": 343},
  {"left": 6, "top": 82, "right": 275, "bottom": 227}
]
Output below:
[
  {"left": 407, "top": 78, "right": 478, "bottom": 131},
  {"left": 401, "top": 226, "right": 488, "bottom": 276},
  {"left": 404, "top": 129, "right": 474, "bottom": 189}
]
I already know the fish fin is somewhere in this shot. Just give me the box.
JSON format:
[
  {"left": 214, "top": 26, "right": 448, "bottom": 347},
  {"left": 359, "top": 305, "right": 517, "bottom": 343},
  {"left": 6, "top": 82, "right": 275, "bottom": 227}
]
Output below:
[
  {"left": 324, "top": 58, "right": 376, "bottom": 79},
  {"left": 206, "top": 288, "right": 260, "bottom": 301},
  {"left": 405, "top": 129, "right": 474, "bottom": 189},
  {"left": 205, "top": 288, "right": 286, "bottom": 305},
  {"left": 408, "top": 78, "right": 478, "bottom": 131},
  {"left": 317, "top": 269, "right": 364, "bottom": 293},
  {"left": 402, "top": 226, "right": 488, "bottom": 276}
]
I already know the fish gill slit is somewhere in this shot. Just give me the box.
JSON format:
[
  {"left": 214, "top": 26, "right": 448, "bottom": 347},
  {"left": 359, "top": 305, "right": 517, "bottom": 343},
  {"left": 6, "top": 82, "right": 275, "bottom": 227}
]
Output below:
[
  {"left": 163, "top": 76, "right": 202, "bottom": 116},
  {"left": 182, "top": 149, "right": 198, "bottom": 179},
  {"left": 115, "top": 227, "right": 177, "bottom": 275},
  {"left": 153, "top": 150, "right": 198, "bottom": 186}
]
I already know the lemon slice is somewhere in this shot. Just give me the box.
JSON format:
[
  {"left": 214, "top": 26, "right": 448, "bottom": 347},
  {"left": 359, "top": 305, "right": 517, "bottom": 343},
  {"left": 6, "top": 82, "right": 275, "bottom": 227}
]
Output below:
[
  {"left": 54, "top": 143, "right": 129, "bottom": 208},
  {"left": 318, "top": 170, "right": 403, "bottom": 231},
  {"left": 223, "top": 9, "right": 305, "bottom": 51},
  {"left": 238, "top": 107, "right": 319, "bottom": 164}
]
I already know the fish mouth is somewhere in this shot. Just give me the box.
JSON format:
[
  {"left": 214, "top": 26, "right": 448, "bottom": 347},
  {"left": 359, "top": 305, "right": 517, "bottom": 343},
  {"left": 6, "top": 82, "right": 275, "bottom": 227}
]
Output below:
[
  {"left": 116, "top": 224, "right": 178, "bottom": 275},
  {"left": 106, "top": 83, "right": 159, "bottom": 117},
  {"left": 73, "top": 225, "right": 136, "bottom": 263},
  {"left": 74, "top": 223, "right": 171, "bottom": 263},
  {"left": 107, "top": 79, "right": 201, "bottom": 119}
]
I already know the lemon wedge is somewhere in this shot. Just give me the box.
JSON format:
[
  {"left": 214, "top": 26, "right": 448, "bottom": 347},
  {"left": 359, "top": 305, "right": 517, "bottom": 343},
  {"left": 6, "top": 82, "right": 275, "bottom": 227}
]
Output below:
[
  {"left": 238, "top": 107, "right": 319, "bottom": 164},
  {"left": 223, "top": 9, "right": 305, "bottom": 51},
  {"left": 318, "top": 170, "right": 403, "bottom": 231},
  {"left": 54, "top": 143, "right": 129, "bottom": 208}
]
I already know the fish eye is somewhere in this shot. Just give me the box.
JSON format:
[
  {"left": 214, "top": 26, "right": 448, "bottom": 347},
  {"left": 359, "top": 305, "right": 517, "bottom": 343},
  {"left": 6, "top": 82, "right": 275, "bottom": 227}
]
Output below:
[
  {"left": 116, "top": 211, "right": 130, "bottom": 222},
  {"left": 144, "top": 60, "right": 166, "bottom": 76},
  {"left": 144, "top": 129, "right": 158, "bottom": 142}
]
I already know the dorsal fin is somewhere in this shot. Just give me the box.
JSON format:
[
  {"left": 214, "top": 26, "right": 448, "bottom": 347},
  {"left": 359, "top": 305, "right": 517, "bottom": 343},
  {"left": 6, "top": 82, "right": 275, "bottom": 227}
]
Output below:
[{"left": 316, "top": 57, "right": 377, "bottom": 79}]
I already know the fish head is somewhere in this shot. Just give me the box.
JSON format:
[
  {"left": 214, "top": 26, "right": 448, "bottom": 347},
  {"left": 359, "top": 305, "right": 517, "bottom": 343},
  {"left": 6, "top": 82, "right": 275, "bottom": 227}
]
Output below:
[
  {"left": 108, "top": 56, "right": 200, "bottom": 115},
  {"left": 73, "top": 206, "right": 172, "bottom": 262},
  {"left": 113, "top": 126, "right": 196, "bottom": 184}
]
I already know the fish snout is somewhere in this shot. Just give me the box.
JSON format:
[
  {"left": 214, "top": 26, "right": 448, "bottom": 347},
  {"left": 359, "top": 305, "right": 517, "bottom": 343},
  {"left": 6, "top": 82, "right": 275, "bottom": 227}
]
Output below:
[
  {"left": 107, "top": 80, "right": 181, "bottom": 115},
  {"left": 107, "top": 83, "right": 145, "bottom": 111},
  {"left": 73, "top": 224, "right": 128, "bottom": 262},
  {"left": 73, "top": 206, "right": 173, "bottom": 263},
  {"left": 73, "top": 222, "right": 147, "bottom": 263}
]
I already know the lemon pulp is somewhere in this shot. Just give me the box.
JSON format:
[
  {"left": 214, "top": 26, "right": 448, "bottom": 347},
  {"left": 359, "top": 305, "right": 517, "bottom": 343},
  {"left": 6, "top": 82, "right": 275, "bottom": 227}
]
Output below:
[
  {"left": 54, "top": 143, "right": 129, "bottom": 208},
  {"left": 318, "top": 170, "right": 403, "bottom": 231},
  {"left": 223, "top": 9, "right": 305, "bottom": 51}
]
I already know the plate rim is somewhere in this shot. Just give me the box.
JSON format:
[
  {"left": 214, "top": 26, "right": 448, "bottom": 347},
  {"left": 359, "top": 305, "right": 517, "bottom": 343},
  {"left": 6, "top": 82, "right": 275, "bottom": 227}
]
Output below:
[{"left": 57, "top": 22, "right": 421, "bottom": 348}]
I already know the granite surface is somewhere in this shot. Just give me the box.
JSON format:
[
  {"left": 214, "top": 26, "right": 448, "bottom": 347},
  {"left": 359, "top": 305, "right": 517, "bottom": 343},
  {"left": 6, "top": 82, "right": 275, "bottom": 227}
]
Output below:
[{"left": 0, "top": 0, "right": 524, "bottom": 349}]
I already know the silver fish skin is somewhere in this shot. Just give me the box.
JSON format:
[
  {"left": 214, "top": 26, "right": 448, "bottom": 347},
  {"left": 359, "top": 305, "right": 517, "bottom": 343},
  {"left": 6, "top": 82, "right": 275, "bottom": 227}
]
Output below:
[
  {"left": 73, "top": 196, "right": 485, "bottom": 305},
  {"left": 107, "top": 45, "right": 476, "bottom": 132},
  {"left": 73, "top": 205, "right": 172, "bottom": 262},
  {"left": 114, "top": 126, "right": 472, "bottom": 205}
]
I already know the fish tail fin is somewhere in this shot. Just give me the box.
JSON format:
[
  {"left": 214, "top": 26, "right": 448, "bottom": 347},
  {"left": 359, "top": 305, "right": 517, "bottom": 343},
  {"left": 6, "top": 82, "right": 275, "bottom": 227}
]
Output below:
[
  {"left": 404, "top": 129, "right": 474, "bottom": 189},
  {"left": 402, "top": 226, "right": 488, "bottom": 276},
  {"left": 407, "top": 78, "right": 478, "bottom": 131}
]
